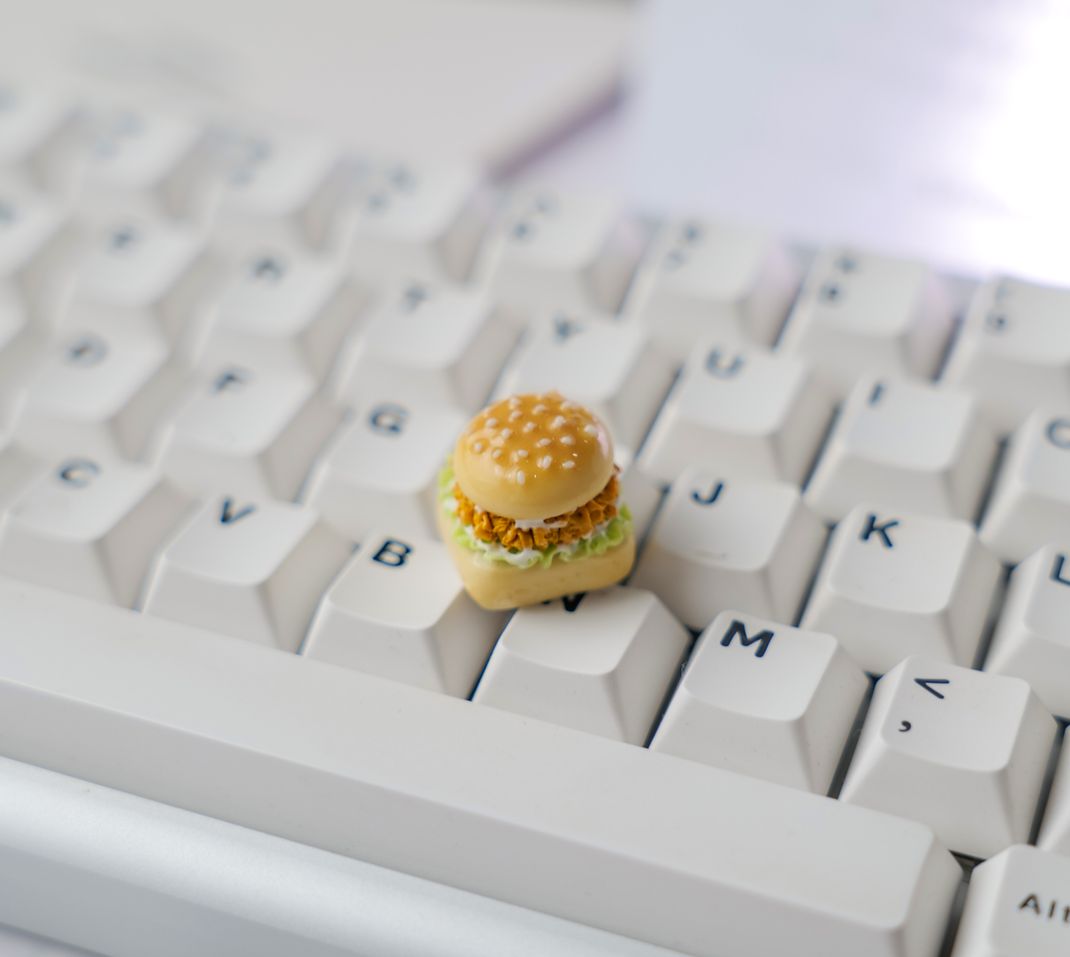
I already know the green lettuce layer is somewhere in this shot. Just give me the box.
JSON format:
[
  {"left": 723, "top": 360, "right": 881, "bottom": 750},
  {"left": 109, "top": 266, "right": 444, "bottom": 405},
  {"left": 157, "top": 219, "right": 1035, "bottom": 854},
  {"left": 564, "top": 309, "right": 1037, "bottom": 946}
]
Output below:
[{"left": 438, "top": 460, "right": 632, "bottom": 569}]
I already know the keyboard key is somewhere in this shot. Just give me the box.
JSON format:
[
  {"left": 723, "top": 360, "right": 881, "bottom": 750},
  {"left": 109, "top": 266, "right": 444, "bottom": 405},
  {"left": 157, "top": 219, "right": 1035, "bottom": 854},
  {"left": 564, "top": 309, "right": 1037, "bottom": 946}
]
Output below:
[
  {"left": 625, "top": 218, "right": 799, "bottom": 356},
  {"left": 143, "top": 495, "right": 350, "bottom": 651},
  {"left": 1038, "top": 734, "right": 1070, "bottom": 855},
  {"left": 156, "top": 365, "right": 339, "bottom": 500},
  {"left": 473, "top": 587, "right": 689, "bottom": 744},
  {"left": 313, "top": 157, "right": 486, "bottom": 280},
  {"left": 303, "top": 399, "right": 465, "bottom": 540},
  {"left": 980, "top": 408, "right": 1070, "bottom": 563},
  {"left": 0, "top": 578, "right": 961, "bottom": 957},
  {"left": 985, "top": 545, "right": 1070, "bottom": 718},
  {"left": 638, "top": 341, "right": 834, "bottom": 485},
  {"left": 0, "top": 434, "right": 41, "bottom": 508},
  {"left": 303, "top": 530, "right": 505, "bottom": 696},
  {"left": 0, "top": 85, "right": 73, "bottom": 182},
  {"left": 195, "top": 250, "right": 365, "bottom": 382},
  {"left": 617, "top": 449, "right": 663, "bottom": 543},
  {"left": 951, "top": 846, "right": 1070, "bottom": 957},
  {"left": 805, "top": 376, "right": 997, "bottom": 522},
  {"left": 0, "top": 182, "right": 69, "bottom": 313},
  {"left": 0, "top": 285, "right": 43, "bottom": 416},
  {"left": 201, "top": 130, "right": 338, "bottom": 256},
  {"left": 334, "top": 279, "right": 516, "bottom": 413},
  {"left": 11, "top": 320, "right": 183, "bottom": 461},
  {"left": 651, "top": 611, "right": 867, "bottom": 793},
  {"left": 0, "top": 455, "right": 188, "bottom": 606},
  {"left": 801, "top": 506, "right": 1001, "bottom": 674},
  {"left": 65, "top": 108, "right": 205, "bottom": 222},
  {"left": 840, "top": 657, "right": 1054, "bottom": 858},
  {"left": 477, "top": 189, "right": 641, "bottom": 313},
  {"left": 779, "top": 248, "right": 952, "bottom": 397},
  {"left": 633, "top": 469, "right": 827, "bottom": 630},
  {"left": 942, "top": 277, "right": 1070, "bottom": 435},
  {"left": 55, "top": 217, "right": 215, "bottom": 344},
  {"left": 494, "top": 311, "right": 674, "bottom": 451}
]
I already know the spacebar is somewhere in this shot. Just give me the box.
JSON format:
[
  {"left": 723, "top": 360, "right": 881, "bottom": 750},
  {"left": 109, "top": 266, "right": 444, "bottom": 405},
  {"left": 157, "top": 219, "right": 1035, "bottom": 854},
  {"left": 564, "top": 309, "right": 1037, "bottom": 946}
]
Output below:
[{"left": 0, "top": 580, "right": 957, "bottom": 957}]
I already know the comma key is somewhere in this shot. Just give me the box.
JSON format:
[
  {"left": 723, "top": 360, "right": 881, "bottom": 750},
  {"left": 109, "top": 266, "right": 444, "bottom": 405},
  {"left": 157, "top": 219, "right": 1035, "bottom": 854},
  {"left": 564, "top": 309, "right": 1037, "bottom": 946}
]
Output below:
[{"left": 841, "top": 657, "right": 1054, "bottom": 859}]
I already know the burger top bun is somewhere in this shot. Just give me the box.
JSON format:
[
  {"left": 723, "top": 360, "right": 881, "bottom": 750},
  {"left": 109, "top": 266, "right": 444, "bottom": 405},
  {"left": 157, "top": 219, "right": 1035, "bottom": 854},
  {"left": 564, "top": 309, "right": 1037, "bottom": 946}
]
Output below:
[{"left": 453, "top": 392, "right": 614, "bottom": 521}]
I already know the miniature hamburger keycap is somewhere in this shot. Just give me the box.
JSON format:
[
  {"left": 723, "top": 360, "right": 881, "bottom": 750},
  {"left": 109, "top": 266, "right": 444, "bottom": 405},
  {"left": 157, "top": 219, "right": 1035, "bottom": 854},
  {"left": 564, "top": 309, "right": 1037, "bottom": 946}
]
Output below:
[{"left": 439, "top": 392, "right": 635, "bottom": 609}]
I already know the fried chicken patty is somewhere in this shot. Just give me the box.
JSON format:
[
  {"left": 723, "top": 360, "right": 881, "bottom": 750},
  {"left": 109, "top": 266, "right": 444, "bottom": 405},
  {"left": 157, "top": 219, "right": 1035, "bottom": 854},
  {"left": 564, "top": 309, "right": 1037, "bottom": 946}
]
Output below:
[{"left": 453, "top": 470, "right": 620, "bottom": 551}]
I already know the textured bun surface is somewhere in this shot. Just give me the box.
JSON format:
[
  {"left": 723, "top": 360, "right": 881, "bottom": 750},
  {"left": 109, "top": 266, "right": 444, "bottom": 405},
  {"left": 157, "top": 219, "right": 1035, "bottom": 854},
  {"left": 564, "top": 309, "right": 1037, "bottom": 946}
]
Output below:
[{"left": 453, "top": 392, "right": 614, "bottom": 520}]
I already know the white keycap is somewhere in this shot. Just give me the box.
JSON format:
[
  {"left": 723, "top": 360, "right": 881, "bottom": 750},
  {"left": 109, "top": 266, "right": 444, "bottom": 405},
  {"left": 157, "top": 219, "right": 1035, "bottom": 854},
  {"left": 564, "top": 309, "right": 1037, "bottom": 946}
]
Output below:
[
  {"left": 494, "top": 311, "right": 674, "bottom": 451},
  {"left": 651, "top": 611, "right": 867, "bottom": 793},
  {"left": 0, "top": 455, "right": 188, "bottom": 606},
  {"left": 985, "top": 546, "right": 1070, "bottom": 718},
  {"left": 617, "top": 447, "right": 663, "bottom": 543},
  {"left": 477, "top": 189, "right": 641, "bottom": 314},
  {"left": 625, "top": 218, "right": 799, "bottom": 356},
  {"left": 334, "top": 279, "right": 516, "bottom": 412},
  {"left": 303, "top": 399, "right": 465, "bottom": 540},
  {"left": 0, "top": 85, "right": 72, "bottom": 181},
  {"left": 942, "top": 277, "right": 1070, "bottom": 435},
  {"left": 303, "top": 530, "right": 505, "bottom": 696},
  {"left": 474, "top": 588, "right": 689, "bottom": 744},
  {"left": 0, "top": 434, "right": 41, "bottom": 508},
  {"left": 55, "top": 217, "right": 214, "bottom": 344},
  {"left": 313, "top": 157, "right": 486, "bottom": 280},
  {"left": 156, "top": 365, "right": 339, "bottom": 500},
  {"left": 840, "top": 657, "right": 1054, "bottom": 858},
  {"left": 10, "top": 320, "right": 183, "bottom": 461},
  {"left": 0, "top": 285, "right": 43, "bottom": 417},
  {"left": 203, "top": 131, "right": 338, "bottom": 256},
  {"left": 805, "top": 376, "right": 997, "bottom": 522},
  {"left": 66, "top": 108, "right": 204, "bottom": 221},
  {"left": 1038, "top": 735, "right": 1070, "bottom": 856},
  {"left": 639, "top": 341, "right": 834, "bottom": 485},
  {"left": 779, "top": 248, "right": 952, "bottom": 397},
  {"left": 952, "top": 846, "right": 1070, "bottom": 957},
  {"left": 633, "top": 469, "right": 827, "bottom": 630},
  {"left": 0, "top": 578, "right": 961, "bottom": 957},
  {"left": 0, "top": 182, "right": 68, "bottom": 313},
  {"left": 980, "top": 409, "right": 1070, "bottom": 563},
  {"left": 195, "top": 250, "right": 365, "bottom": 381},
  {"left": 143, "top": 496, "right": 349, "bottom": 651},
  {"left": 801, "top": 506, "right": 1001, "bottom": 674}
]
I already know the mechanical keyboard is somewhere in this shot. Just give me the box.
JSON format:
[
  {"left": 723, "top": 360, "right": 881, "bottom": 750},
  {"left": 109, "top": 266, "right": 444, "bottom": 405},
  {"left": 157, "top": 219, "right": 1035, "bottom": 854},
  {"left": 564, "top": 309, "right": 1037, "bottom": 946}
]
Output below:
[{"left": 3, "top": 84, "right": 1070, "bottom": 957}]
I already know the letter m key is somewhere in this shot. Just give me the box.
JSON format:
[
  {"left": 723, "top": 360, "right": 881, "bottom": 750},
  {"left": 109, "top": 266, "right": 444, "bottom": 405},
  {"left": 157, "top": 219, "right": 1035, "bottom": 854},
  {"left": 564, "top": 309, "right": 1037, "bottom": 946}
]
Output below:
[{"left": 720, "top": 619, "right": 775, "bottom": 659}]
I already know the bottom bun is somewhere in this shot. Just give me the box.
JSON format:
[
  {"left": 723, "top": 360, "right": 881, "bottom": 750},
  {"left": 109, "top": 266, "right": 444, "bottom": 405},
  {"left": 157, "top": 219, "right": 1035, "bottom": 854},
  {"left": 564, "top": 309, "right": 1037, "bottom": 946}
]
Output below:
[{"left": 437, "top": 509, "right": 636, "bottom": 610}]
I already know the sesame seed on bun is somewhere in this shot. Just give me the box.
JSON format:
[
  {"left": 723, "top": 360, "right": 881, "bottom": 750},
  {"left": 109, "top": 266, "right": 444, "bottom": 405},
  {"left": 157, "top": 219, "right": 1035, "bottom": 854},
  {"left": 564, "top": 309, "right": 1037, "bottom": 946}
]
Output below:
[{"left": 452, "top": 392, "right": 614, "bottom": 520}]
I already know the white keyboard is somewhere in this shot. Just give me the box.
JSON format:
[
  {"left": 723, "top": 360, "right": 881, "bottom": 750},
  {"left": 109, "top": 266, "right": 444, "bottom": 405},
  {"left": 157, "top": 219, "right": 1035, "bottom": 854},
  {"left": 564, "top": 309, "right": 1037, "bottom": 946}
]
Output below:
[{"left": 5, "top": 85, "right": 1070, "bottom": 957}]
